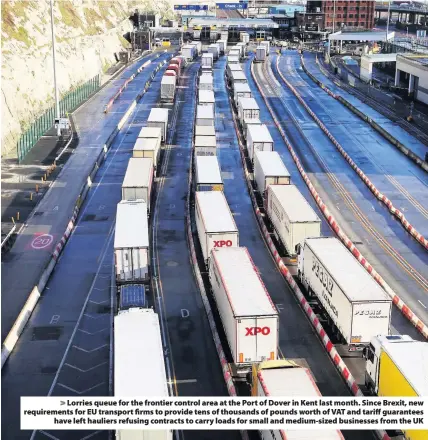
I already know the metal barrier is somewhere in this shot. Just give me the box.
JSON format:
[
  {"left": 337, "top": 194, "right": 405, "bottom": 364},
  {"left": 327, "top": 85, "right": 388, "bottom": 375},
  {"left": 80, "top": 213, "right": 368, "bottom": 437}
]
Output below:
[{"left": 16, "top": 75, "right": 101, "bottom": 163}]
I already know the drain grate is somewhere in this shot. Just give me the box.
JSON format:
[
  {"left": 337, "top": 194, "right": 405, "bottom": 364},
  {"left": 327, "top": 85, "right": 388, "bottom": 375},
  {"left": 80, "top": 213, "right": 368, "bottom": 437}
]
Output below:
[{"left": 32, "top": 326, "right": 62, "bottom": 341}]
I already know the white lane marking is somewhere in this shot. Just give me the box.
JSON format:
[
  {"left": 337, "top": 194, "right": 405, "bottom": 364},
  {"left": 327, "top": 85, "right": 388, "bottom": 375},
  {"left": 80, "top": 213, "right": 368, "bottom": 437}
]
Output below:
[
  {"left": 174, "top": 379, "right": 197, "bottom": 384},
  {"left": 181, "top": 309, "right": 189, "bottom": 318},
  {"left": 50, "top": 315, "right": 60, "bottom": 324},
  {"left": 418, "top": 300, "right": 427, "bottom": 309}
]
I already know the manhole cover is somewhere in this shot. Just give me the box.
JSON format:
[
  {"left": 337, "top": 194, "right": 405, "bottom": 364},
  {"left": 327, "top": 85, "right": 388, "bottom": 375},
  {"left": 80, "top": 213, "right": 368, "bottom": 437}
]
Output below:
[
  {"left": 167, "top": 261, "right": 179, "bottom": 267},
  {"left": 32, "top": 326, "right": 62, "bottom": 341}
]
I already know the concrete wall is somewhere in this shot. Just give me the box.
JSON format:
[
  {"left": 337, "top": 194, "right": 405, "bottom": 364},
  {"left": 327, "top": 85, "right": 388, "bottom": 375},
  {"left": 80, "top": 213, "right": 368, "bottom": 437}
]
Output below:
[{"left": 396, "top": 56, "right": 428, "bottom": 105}]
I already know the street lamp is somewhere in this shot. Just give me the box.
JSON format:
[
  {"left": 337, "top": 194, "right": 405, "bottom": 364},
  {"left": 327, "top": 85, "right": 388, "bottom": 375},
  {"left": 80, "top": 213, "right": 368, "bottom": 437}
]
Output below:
[
  {"left": 50, "top": 0, "right": 61, "bottom": 137},
  {"left": 386, "top": 0, "right": 391, "bottom": 42}
]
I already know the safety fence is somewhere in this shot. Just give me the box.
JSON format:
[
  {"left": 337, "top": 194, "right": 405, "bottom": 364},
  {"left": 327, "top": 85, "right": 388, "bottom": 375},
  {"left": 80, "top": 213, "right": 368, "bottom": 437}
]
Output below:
[{"left": 16, "top": 75, "right": 101, "bottom": 163}]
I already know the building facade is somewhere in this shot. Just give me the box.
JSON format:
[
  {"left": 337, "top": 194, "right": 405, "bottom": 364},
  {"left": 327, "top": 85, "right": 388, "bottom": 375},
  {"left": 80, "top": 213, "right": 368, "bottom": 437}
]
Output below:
[{"left": 306, "top": 1, "right": 375, "bottom": 31}]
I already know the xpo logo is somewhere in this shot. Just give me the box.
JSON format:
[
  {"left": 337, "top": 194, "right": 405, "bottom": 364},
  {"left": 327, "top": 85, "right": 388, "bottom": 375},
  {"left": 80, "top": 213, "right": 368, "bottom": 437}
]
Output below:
[
  {"left": 245, "top": 327, "right": 270, "bottom": 336},
  {"left": 213, "top": 240, "right": 233, "bottom": 248}
]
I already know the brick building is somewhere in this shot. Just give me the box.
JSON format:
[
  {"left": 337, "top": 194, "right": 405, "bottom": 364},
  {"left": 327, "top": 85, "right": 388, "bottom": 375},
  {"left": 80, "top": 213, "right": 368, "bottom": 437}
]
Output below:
[{"left": 306, "top": 1, "right": 375, "bottom": 31}]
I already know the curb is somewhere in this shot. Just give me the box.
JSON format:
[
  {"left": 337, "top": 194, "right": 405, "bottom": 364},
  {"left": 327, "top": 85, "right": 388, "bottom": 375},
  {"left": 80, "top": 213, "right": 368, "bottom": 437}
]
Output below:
[
  {"left": 1, "top": 56, "right": 171, "bottom": 369},
  {"left": 229, "top": 69, "right": 361, "bottom": 396},
  {"left": 279, "top": 55, "right": 428, "bottom": 251},
  {"left": 185, "top": 67, "right": 248, "bottom": 440},
  {"left": 306, "top": 55, "right": 428, "bottom": 173},
  {"left": 251, "top": 59, "right": 428, "bottom": 342}
]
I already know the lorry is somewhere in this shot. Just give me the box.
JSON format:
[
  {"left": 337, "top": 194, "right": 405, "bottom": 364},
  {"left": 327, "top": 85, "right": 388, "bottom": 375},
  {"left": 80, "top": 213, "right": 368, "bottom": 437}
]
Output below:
[
  {"left": 260, "top": 40, "right": 270, "bottom": 55},
  {"left": 254, "top": 150, "right": 290, "bottom": 195},
  {"left": 364, "top": 335, "right": 428, "bottom": 440},
  {"left": 160, "top": 75, "right": 176, "bottom": 102},
  {"left": 251, "top": 360, "right": 345, "bottom": 440},
  {"left": 114, "top": 200, "right": 149, "bottom": 284},
  {"left": 147, "top": 108, "right": 169, "bottom": 142},
  {"left": 243, "top": 118, "right": 261, "bottom": 141},
  {"left": 227, "top": 63, "right": 243, "bottom": 81},
  {"left": 255, "top": 45, "right": 267, "bottom": 62},
  {"left": 247, "top": 124, "right": 274, "bottom": 162},
  {"left": 198, "top": 90, "right": 215, "bottom": 109},
  {"left": 236, "top": 42, "right": 246, "bottom": 58},
  {"left": 121, "top": 157, "right": 154, "bottom": 211},
  {"left": 238, "top": 97, "right": 260, "bottom": 123},
  {"left": 233, "top": 82, "right": 252, "bottom": 104},
  {"left": 133, "top": 137, "right": 161, "bottom": 169},
  {"left": 221, "top": 30, "right": 229, "bottom": 42},
  {"left": 195, "top": 191, "right": 238, "bottom": 263},
  {"left": 209, "top": 247, "right": 279, "bottom": 364},
  {"left": 194, "top": 135, "right": 217, "bottom": 156},
  {"left": 196, "top": 105, "right": 215, "bottom": 126},
  {"left": 202, "top": 53, "right": 214, "bottom": 68},
  {"left": 199, "top": 74, "right": 214, "bottom": 91},
  {"left": 118, "top": 284, "right": 146, "bottom": 311},
  {"left": 266, "top": 184, "right": 321, "bottom": 256},
  {"left": 227, "top": 55, "right": 240, "bottom": 65},
  {"left": 114, "top": 308, "right": 172, "bottom": 440},
  {"left": 230, "top": 70, "right": 248, "bottom": 89},
  {"left": 208, "top": 43, "right": 220, "bottom": 60},
  {"left": 195, "top": 156, "right": 224, "bottom": 192},
  {"left": 195, "top": 125, "right": 216, "bottom": 137},
  {"left": 217, "top": 39, "right": 227, "bottom": 54},
  {"left": 297, "top": 237, "right": 393, "bottom": 349},
  {"left": 181, "top": 44, "right": 196, "bottom": 61}
]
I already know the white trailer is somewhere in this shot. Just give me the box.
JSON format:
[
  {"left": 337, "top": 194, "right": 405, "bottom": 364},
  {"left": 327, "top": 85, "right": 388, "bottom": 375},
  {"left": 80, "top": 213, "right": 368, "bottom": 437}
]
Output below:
[
  {"left": 147, "top": 108, "right": 168, "bottom": 142},
  {"left": 266, "top": 184, "right": 321, "bottom": 255},
  {"left": 229, "top": 48, "right": 241, "bottom": 58},
  {"left": 227, "top": 63, "right": 242, "bottom": 79},
  {"left": 201, "top": 66, "right": 213, "bottom": 76},
  {"left": 160, "top": 75, "right": 176, "bottom": 102},
  {"left": 236, "top": 42, "right": 246, "bottom": 57},
  {"left": 247, "top": 124, "right": 274, "bottom": 162},
  {"left": 221, "top": 31, "right": 229, "bottom": 42},
  {"left": 255, "top": 46, "right": 267, "bottom": 62},
  {"left": 133, "top": 137, "right": 161, "bottom": 168},
  {"left": 195, "top": 125, "right": 216, "bottom": 137},
  {"left": 195, "top": 156, "right": 224, "bottom": 192},
  {"left": 297, "top": 237, "right": 392, "bottom": 349},
  {"left": 198, "top": 90, "right": 215, "bottom": 109},
  {"left": 114, "top": 201, "right": 149, "bottom": 284},
  {"left": 181, "top": 44, "right": 196, "bottom": 61},
  {"left": 217, "top": 39, "right": 227, "bottom": 54},
  {"left": 254, "top": 151, "right": 290, "bottom": 195},
  {"left": 137, "top": 126, "right": 162, "bottom": 142},
  {"left": 253, "top": 361, "right": 345, "bottom": 440},
  {"left": 238, "top": 97, "right": 260, "bottom": 122},
  {"left": 260, "top": 40, "right": 270, "bottom": 55},
  {"left": 233, "top": 82, "right": 252, "bottom": 103},
  {"left": 190, "top": 41, "right": 202, "bottom": 55},
  {"left": 243, "top": 118, "right": 261, "bottom": 141},
  {"left": 227, "top": 55, "right": 240, "bottom": 65},
  {"left": 241, "top": 33, "right": 249, "bottom": 44},
  {"left": 199, "top": 74, "right": 214, "bottom": 91},
  {"left": 208, "top": 44, "right": 219, "bottom": 60},
  {"left": 194, "top": 135, "right": 217, "bottom": 156},
  {"left": 121, "top": 158, "right": 154, "bottom": 211},
  {"left": 195, "top": 191, "right": 238, "bottom": 263},
  {"left": 114, "top": 308, "right": 172, "bottom": 440},
  {"left": 230, "top": 70, "right": 248, "bottom": 89},
  {"left": 202, "top": 53, "right": 214, "bottom": 68},
  {"left": 196, "top": 105, "right": 214, "bottom": 126},
  {"left": 209, "top": 247, "right": 279, "bottom": 364}
]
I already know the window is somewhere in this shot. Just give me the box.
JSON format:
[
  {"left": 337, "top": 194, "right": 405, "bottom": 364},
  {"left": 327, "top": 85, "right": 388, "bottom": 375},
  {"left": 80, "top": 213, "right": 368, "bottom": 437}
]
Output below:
[
  {"left": 349, "top": 14, "right": 353, "bottom": 18},
  {"left": 361, "top": 14, "right": 365, "bottom": 18},
  {"left": 337, "top": 14, "right": 341, "bottom": 18}
]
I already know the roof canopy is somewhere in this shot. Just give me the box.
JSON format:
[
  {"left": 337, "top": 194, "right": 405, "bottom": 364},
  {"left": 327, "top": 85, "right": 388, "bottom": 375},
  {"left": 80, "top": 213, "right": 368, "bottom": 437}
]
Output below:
[{"left": 329, "top": 30, "right": 395, "bottom": 42}]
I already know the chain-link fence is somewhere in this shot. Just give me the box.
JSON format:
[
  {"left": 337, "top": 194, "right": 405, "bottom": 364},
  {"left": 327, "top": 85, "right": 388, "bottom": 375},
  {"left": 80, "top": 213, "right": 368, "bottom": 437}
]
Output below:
[{"left": 17, "top": 74, "right": 101, "bottom": 163}]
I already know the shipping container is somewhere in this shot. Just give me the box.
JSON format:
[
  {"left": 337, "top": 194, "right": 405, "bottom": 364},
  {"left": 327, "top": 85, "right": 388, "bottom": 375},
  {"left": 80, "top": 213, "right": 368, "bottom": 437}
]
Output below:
[
  {"left": 202, "top": 53, "right": 214, "bottom": 68},
  {"left": 194, "top": 135, "right": 217, "bottom": 156},
  {"left": 161, "top": 75, "right": 176, "bottom": 102},
  {"left": 121, "top": 158, "right": 154, "bottom": 210},
  {"left": 238, "top": 97, "right": 260, "bottom": 123},
  {"left": 114, "top": 201, "right": 149, "bottom": 284},
  {"left": 247, "top": 124, "right": 274, "bottom": 162},
  {"left": 266, "top": 184, "right": 321, "bottom": 255},
  {"left": 199, "top": 74, "right": 214, "bottom": 91},
  {"left": 297, "top": 237, "right": 392, "bottom": 348},
  {"left": 209, "top": 247, "right": 279, "bottom": 364},
  {"left": 365, "top": 335, "right": 428, "bottom": 440},
  {"left": 182, "top": 44, "right": 196, "bottom": 61},
  {"left": 147, "top": 108, "right": 168, "bottom": 142},
  {"left": 195, "top": 125, "right": 216, "bottom": 137},
  {"left": 118, "top": 284, "right": 146, "bottom": 311},
  {"left": 195, "top": 191, "right": 238, "bottom": 263},
  {"left": 252, "top": 361, "right": 345, "bottom": 440},
  {"left": 195, "top": 156, "right": 224, "bottom": 192},
  {"left": 196, "top": 105, "right": 215, "bottom": 126},
  {"left": 254, "top": 151, "right": 290, "bottom": 195},
  {"left": 198, "top": 90, "right": 215, "bottom": 108},
  {"left": 114, "top": 308, "right": 172, "bottom": 440},
  {"left": 243, "top": 118, "right": 262, "bottom": 141},
  {"left": 227, "top": 56, "right": 240, "bottom": 65},
  {"left": 133, "top": 137, "right": 161, "bottom": 168},
  {"left": 255, "top": 46, "right": 267, "bottom": 62},
  {"left": 233, "top": 82, "right": 252, "bottom": 103}
]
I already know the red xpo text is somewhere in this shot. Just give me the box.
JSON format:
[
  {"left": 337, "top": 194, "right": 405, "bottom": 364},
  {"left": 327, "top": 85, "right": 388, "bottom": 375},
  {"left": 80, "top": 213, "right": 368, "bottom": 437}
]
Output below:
[
  {"left": 245, "top": 327, "right": 271, "bottom": 336},
  {"left": 213, "top": 240, "right": 233, "bottom": 247}
]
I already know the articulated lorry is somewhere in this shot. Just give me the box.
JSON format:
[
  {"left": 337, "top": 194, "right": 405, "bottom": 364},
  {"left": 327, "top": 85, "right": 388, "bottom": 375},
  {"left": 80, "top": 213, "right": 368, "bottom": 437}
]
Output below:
[
  {"left": 364, "top": 335, "right": 428, "bottom": 440},
  {"left": 251, "top": 360, "right": 344, "bottom": 440}
]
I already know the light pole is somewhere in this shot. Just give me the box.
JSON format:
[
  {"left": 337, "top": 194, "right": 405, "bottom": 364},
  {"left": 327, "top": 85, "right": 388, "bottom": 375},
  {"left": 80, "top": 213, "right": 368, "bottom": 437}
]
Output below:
[
  {"left": 50, "top": 0, "right": 61, "bottom": 136},
  {"left": 332, "top": 0, "right": 336, "bottom": 34},
  {"left": 386, "top": 0, "right": 391, "bottom": 42}
]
